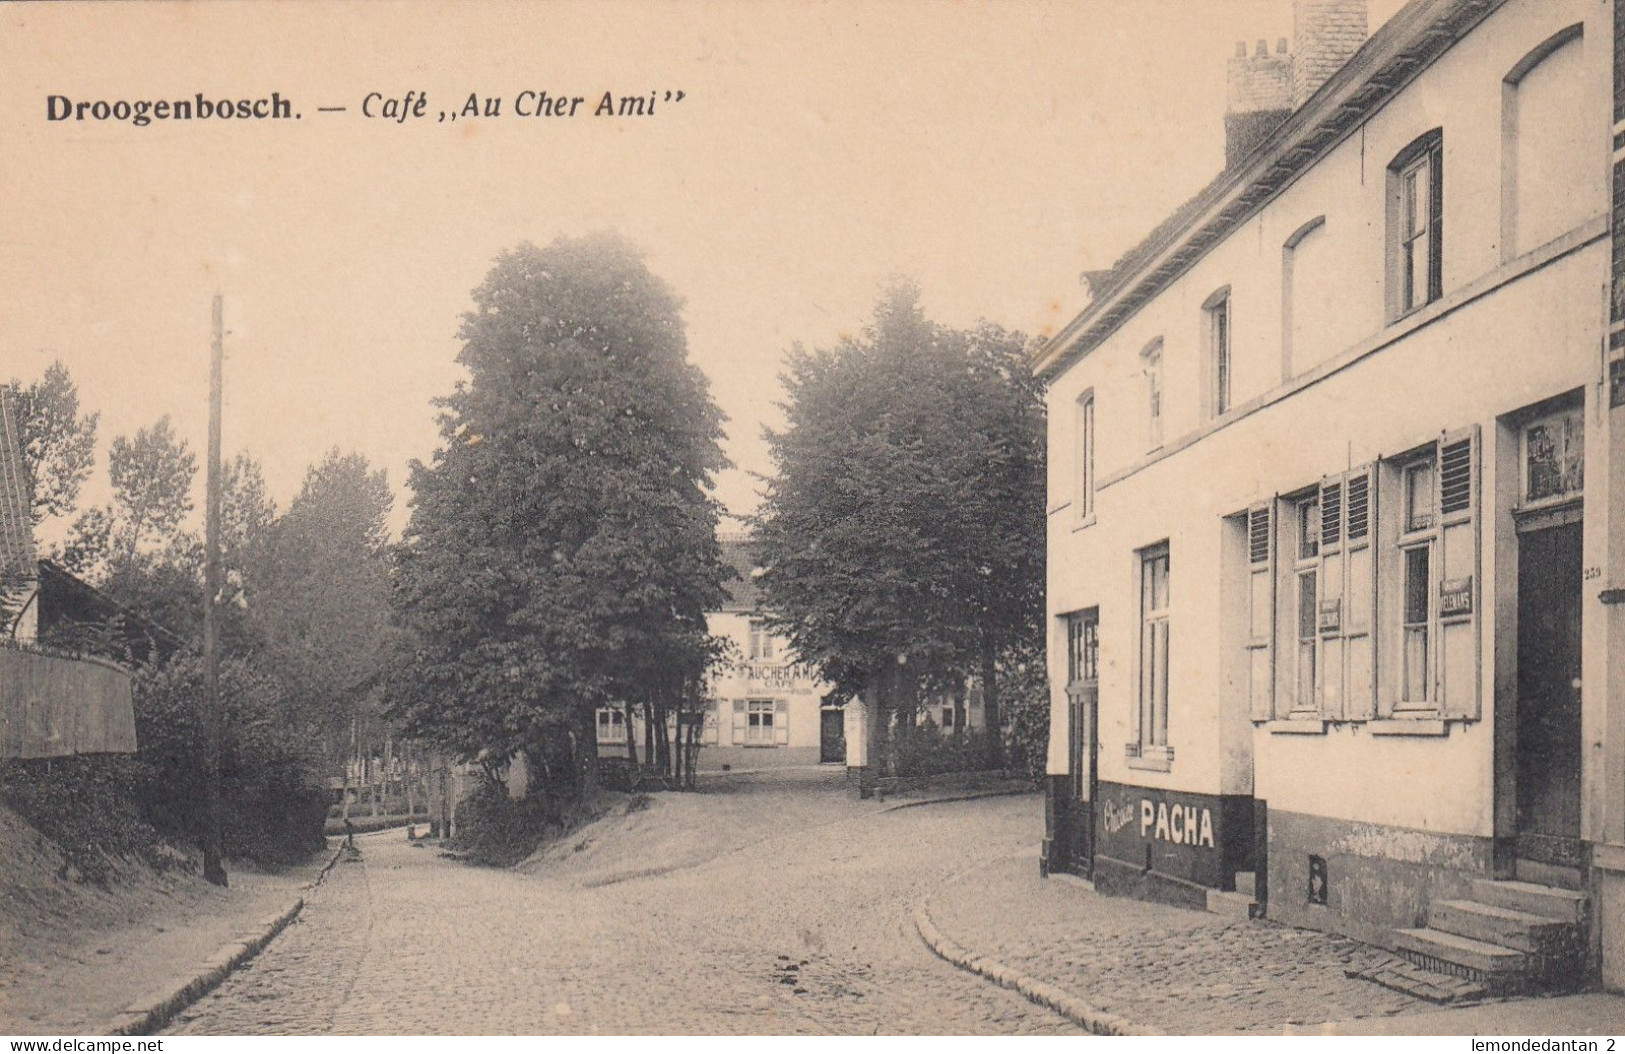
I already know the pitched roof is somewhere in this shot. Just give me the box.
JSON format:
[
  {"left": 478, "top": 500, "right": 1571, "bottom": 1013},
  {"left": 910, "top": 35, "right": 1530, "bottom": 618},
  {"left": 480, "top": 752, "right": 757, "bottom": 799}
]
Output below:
[
  {"left": 0, "top": 389, "right": 36, "bottom": 585},
  {"left": 717, "top": 534, "right": 764, "bottom": 613},
  {"left": 1032, "top": 0, "right": 1494, "bottom": 380}
]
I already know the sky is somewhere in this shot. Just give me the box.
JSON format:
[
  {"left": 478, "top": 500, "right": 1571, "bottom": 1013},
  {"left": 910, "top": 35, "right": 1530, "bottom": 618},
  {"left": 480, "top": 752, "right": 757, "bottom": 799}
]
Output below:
[{"left": 0, "top": 0, "right": 1407, "bottom": 542}]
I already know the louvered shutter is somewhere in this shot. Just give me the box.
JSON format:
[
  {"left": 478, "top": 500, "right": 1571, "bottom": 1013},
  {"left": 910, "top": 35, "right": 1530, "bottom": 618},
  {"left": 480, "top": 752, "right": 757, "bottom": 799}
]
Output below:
[
  {"left": 1317, "top": 476, "right": 1346, "bottom": 720},
  {"left": 1436, "top": 427, "right": 1481, "bottom": 720},
  {"left": 1342, "top": 465, "right": 1379, "bottom": 721},
  {"left": 731, "top": 700, "right": 748, "bottom": 745},
  {"left": 774, "top": 700, "right": 790, "bottom": 745},
  {"left": 1246, "top": 503, "right": 1276, "bottom": 721}
]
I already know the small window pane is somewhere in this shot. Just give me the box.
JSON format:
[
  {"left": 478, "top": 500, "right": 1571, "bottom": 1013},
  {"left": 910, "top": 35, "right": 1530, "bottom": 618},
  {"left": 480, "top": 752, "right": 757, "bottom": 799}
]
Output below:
[
  {"left": 1406, "top": 461, "right": 1435, "bottom": 531},
  {"left": 1299, "top": 500, "right": 1320, "bottom": 559}
]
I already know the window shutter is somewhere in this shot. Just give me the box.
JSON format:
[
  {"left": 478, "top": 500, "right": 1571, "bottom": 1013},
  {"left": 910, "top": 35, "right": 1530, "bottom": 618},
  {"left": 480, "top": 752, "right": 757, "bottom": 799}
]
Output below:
[
  {"left": 774, "top": 700, "right": 790, "bottom": 745},
  {"left": 731, "top": 699, "right": 748, "bottom": 745},
  {"left": 1247, "top": 502, "right": 1276, "bottom": 722},
  {"left": 1436, "top": 427, "right": 1481, "bottom": 720},
  {"left": 1317, "top": 477, "right": 1346, "bottom": 720},
  {"left": 1343, "top": 464, "right": 1378, "bottom": 721}
]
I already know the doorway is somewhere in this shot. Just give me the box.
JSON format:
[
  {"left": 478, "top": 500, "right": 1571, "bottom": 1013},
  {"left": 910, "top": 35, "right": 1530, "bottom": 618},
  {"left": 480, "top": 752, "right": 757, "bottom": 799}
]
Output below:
[
  {"left": 1065, "top": 608, "right": 1100, "bottom": 877},
  {"left": 819, "top": 708, "right": 845, "bottom": 764},
  {"left": 1514, "top": 520, "right": 1583, "bottom": 868}
]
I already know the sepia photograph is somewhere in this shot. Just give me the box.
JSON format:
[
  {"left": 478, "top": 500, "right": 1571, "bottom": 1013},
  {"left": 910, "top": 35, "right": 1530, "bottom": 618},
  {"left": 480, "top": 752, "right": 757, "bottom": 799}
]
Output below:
[{"left": 2, "top": 0, "right": 1625, "bottom": 1041}]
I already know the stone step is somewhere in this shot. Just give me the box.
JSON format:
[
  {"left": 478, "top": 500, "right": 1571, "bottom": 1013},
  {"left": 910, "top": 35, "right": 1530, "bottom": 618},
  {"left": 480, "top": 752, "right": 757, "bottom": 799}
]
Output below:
[
  {"left": 1234, "top": 871, "right": 1258, "bottom": 897},
  {"left": 1393, "top": 927, "right": 1530, "bottom": 980},
  {"left": 1205, "top": 888, "right": 1259, "bottom": 921},
  {"left": 1514, "top": 858, "right": 1584, "bottom": 891},
  {"left": 1470, "top": 879, "right": 1587, "bottom": 923},
  {"left": 1428, "top": 899, "right": 1576, "bottom": 954}
]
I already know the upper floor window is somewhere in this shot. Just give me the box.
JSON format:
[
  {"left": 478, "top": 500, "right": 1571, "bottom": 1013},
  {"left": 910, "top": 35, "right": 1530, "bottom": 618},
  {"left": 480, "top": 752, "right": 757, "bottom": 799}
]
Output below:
[
  {"left": 1203, "top": 288, "right": 1232, "bottom": 418},
  {"left": 1502, "top": 26, "right": 1589, "bottom": 261},
  {"left": 1076, "top": 390, "right": 1096, "bottom": 520},
  {"left": 747, "top": 618, "right": 776, "bottom": 660},
  {"left": 1142, "top": 339, "right": 1164, "bottom": 450},
  {"left": 1138, "top": 545, "right": 1171, "bottom": 751},
  {"left": 1388, "top": 130, "right": 1444, "bottom": 319}
]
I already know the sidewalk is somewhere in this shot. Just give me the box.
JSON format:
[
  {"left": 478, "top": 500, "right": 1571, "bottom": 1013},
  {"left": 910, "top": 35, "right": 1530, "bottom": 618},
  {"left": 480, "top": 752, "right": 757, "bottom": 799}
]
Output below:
[
  {"left": 920, "top": 851, "right": 1623, "bottom": 1035},
  {"left": 2, "top": 848, "right": 328, "bottom": 1034}
]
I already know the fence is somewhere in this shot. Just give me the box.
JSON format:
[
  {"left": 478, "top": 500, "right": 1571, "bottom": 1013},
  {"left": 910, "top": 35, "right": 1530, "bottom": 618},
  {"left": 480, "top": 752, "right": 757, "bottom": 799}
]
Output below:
[{"left": 0, "top": 642, "right": 136, "bottom": 758}]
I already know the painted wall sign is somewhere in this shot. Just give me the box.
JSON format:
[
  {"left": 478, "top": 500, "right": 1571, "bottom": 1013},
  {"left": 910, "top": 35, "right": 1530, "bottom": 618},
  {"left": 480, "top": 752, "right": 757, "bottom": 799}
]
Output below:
[
  {"left": 1317, "top": 598, "right": 1342, "bottom": 634},
  {"left": 1140, "top": 798, "right": 1216, "bottom": 847},
  {"left": 1439, "top": 576, "right": 1473, "bottom": 617},
  {"left": 1102, "top": 798, "right": 1137, "bottom": 835}
]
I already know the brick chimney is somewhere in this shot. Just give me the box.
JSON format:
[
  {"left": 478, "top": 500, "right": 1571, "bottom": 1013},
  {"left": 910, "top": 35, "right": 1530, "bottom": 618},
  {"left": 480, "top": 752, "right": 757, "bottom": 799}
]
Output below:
[
  {"left": 1225, "top": 37, "right": 1294, "bottom": 169},
  {"left": 1292, "top": 0, "right": 1369, "bottom": 108}
]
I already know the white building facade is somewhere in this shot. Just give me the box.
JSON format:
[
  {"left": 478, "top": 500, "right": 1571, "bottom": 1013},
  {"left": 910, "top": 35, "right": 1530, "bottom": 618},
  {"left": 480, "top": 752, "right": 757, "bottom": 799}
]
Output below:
[{"left": 1036, "top": 0, "right": 1625, "bottom": 993}]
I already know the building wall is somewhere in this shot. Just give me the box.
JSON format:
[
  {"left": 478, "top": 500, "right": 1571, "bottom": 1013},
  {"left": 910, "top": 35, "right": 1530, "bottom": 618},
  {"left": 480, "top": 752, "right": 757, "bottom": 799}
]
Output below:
[{"left": 1043, "top": 0, "right": 1612, "bottom": 927}]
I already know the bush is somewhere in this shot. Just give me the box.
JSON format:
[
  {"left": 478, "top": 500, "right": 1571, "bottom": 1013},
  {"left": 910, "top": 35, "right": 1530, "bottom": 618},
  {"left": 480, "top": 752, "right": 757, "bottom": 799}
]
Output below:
[
  {"left": 450, "top": 776, "right": 551, "bottom": 867},
  {"left": 1000, "top": 656, "right": 1051, "bottom": 781},
  {"left": 0, "top": 755, "right": 175, "bottom": 885},
  {"left": 884, "top": 717, "right": 1001, "bottom": 779},
  {"left": 132, "top": 653, "right": 329, "bottom": 865}
]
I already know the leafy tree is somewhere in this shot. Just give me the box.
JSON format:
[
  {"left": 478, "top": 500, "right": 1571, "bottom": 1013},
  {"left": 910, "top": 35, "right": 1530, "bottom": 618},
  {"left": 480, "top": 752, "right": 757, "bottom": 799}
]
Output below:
[
  {"left": 390, "top": 233, "right": 729, "bottom": 792},
  {"left": 251, "top": 449, "right": 394, "bottom": 756},
  {"left": 753, "top": 283, "right": 1045, "bottom": 766},
  {"left": 6, "top": 360, "right": 100, "bottom": 526}
]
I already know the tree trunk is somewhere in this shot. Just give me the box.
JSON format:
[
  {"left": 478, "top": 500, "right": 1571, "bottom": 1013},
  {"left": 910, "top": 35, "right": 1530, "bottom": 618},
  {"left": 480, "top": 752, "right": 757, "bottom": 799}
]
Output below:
[
  {"left": 981, "top": 635, "right": 1003, "bottom": 768},
  {"left": 576, "top": 708, "right": 599, "bottom": 796},
  {"left": 643, "top": 700, "right": 655, "bottom": 772},
  {"left": 624, "top": 701, "right": 639, "bottom": 763}
]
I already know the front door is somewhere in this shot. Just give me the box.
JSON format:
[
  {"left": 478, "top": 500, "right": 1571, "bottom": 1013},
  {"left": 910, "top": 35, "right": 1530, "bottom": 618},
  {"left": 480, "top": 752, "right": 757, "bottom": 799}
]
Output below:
[
  {"left": 819, "top": 708, "right": 845, "bottom": 763},
  {"left": 1065, "top": 609, "right": 1100, "bottom": 877},
  {"left": 1515, "top": 520, "right": 1584, "bottom": 867}
]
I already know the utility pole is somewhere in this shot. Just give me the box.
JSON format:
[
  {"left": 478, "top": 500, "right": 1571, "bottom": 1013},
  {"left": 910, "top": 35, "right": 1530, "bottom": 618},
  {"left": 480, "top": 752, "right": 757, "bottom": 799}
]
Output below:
[{"left": 202, "top": 294, "right": 228, "bottom": 887}]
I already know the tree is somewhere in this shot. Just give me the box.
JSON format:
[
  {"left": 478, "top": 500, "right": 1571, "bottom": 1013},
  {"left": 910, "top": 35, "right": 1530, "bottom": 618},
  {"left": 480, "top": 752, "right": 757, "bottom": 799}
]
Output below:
[
  {"left": 753, "top": 282, "right": 1045, "bottom": 766},
  {"left": 59, "top": 415, "right": 202, "bottom": 637},
  {"left": 251, "top": 449, "right": 394, "bottom": 756},
  {"left": 390, "top": 233, "right": 729, "bottom": 793},
  {"left": 6, "top": 360, "right": 100, "bottom": 526}
]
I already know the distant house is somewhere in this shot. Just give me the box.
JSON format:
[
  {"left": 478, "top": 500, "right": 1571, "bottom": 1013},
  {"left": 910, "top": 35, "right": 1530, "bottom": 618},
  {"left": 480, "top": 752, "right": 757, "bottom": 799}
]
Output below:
[
  {"left": 594, "top": 533, "right": 845, "bottom": 770},
  {"left": 0, "top": 390, "right": 139, "bottom": 759}
]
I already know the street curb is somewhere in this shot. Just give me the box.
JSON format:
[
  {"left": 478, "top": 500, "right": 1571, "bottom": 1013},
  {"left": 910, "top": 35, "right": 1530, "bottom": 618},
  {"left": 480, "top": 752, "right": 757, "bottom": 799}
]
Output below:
[
  {"left": 913, "top": 893, "right": 1161, "bottom": 1036},
  {"left": 101, "top": 841, "right": 346, "bottom": 1036},
  {"left": 879, "top": 787, "right": 1037, "bottom": 812}
]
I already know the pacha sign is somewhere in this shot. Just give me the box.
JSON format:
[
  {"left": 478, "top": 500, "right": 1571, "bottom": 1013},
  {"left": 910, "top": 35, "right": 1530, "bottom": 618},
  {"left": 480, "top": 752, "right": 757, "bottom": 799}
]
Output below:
[{"left": 1139, "top": 798, "right": 1216, "bottom": 848}]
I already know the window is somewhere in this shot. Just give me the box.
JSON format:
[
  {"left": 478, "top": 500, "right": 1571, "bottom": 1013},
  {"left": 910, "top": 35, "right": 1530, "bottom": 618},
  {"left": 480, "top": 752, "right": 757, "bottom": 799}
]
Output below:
[
  {"left": 1389, "top": 131, "right": 1444, "bottom": 318},
  {"left": 1401, "top": 544, "right": 1432, "bottom": 704},
  {"left": 746, "top": 699, "right": 776, "bottom": 744},
  {"left": 1384, "top": 428, "right": 1479, "bottom": 718},
  {"left": 1138, "top": 546, "right": 1171, "bottom": 752},
  {"left": 1522, "top": 406, "right": 1584, "bottom": 505},
  {"left": 596, "top": 707, "right": 626, "bottom": 745},
  {"left": 1142, "top": 339, "right": 1164, "bottom": 449},
  {"left": 747, "top": 619, "right": 776, "bottom": 660},
  {"left": 1067, "top": 610, "right": 1098, "bottom": 687},
  {"left": 1291, "top": 497, "right": 1320, "bottom": 715},
  {"left": 940, "top": 706, "right": 957, "bottom": 730},
  {"left": 1204, "top": 290, "right": 1232, "bottom": 417},
  {"left": 1076, "top": 391, "right": 1096, "bottom": 520}
]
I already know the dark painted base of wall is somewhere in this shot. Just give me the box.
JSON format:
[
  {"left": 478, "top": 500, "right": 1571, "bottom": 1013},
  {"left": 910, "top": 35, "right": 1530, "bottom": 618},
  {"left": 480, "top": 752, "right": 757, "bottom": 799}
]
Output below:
[
  {"left": 1265, "top": 808, "right": 1495, "bottom": 950},
  {"left": 1093, "top": 852, "right": 1212, "bottom": 910},
  {"left": 1043, "top": 775, "right": 1093, "bottom": 878}
]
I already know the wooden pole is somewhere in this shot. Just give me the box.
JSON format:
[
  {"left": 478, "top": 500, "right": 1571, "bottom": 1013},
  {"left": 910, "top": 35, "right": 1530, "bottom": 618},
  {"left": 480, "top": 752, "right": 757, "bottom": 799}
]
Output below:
[{"left": 201, "top": 294, "right": 228, "bottom": 887}]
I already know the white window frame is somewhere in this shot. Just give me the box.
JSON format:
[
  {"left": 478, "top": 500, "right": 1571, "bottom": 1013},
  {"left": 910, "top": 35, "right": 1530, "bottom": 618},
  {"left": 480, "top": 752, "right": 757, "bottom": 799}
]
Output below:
[
  {"left": 745, "top": 698, "right": 776, "bottom": 745},
  {"left": 1141, "top": 338, "right": 1164, "bottom": 450},
  {"left": 747, "top": 618, "right": 776, "bottom": 661},
  {"left": 1202, "top": 288, "right": 1232, "bottom": 419},
  {"left": 1387, "top": 130, "right": 1444, "bottom": 320},
  {"left": 1289, "top": 495, "right": 1321, "bottom": 717},
  {"left": 596, "top": 707, "right": 626, "bottom": 746},
  {"left": 1076, "top": 389, "right": 1096, "bottom": 523},
  {"left": 1130, "top": 544, "right": 1172, "bottom": 768}
]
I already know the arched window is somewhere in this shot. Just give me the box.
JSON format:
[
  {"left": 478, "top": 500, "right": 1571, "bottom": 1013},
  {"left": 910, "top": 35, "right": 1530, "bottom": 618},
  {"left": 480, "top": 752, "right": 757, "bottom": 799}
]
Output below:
[
  {"left": 1141, "top": 338, "right": 1165, "bottom": 450},
  {"left": 1281, "top": 215, "right": 1327, "bottom": 379},
  {"left": 1202, "top": 287, "right": 1232, "bottom": 418},
  {"left": 1386, "top": 130, "right": 1443, "bottom": 320},
  {"left": 1076, "top": 389, "right": 1096, "bottom": 522},
  {"left": 1501, "top": 26, "right": 1589, "bottom": 260}
]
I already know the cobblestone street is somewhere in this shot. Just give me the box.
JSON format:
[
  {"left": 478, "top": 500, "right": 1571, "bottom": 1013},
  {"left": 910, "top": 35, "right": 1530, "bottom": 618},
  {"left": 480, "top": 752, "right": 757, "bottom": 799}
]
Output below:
[{"left": 166, "top": 770, "right": 1081, "bottom": 1035}]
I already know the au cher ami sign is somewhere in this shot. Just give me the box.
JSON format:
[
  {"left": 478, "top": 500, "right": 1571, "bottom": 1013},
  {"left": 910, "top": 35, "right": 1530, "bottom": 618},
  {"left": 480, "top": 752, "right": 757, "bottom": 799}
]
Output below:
[
  {"left": 1102, "top": 797, "right": 1217, "bottom": 848},
  {"left": 45, "top": 90, "right": 687, "bottom": 128}
]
